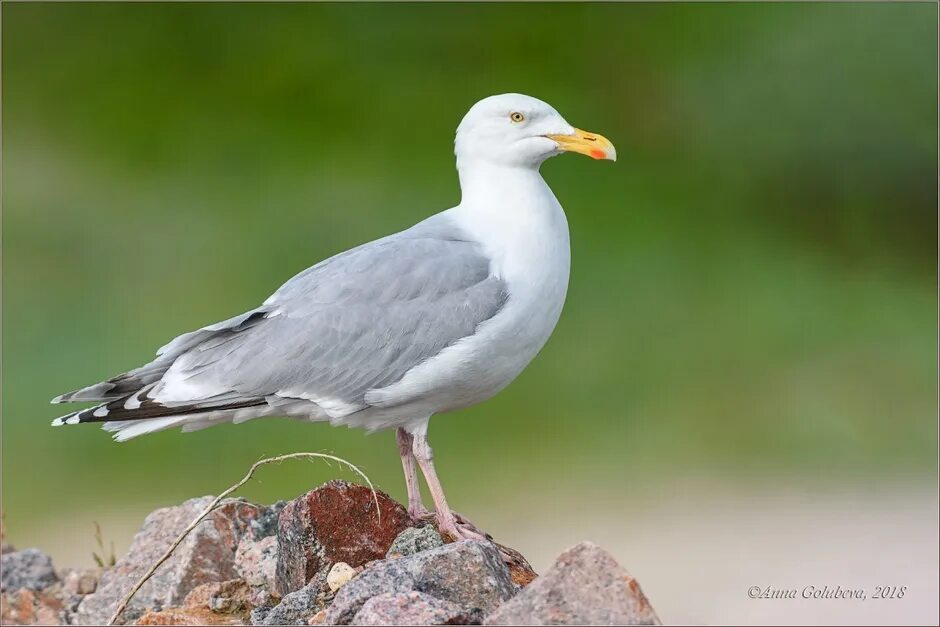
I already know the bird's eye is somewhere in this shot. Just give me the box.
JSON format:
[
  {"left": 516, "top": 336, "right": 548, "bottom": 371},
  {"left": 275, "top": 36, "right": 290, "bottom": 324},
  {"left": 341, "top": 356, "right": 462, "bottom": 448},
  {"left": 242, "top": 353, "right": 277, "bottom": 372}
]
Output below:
[{"left": 509, "top": 112, "right": 526, "bottom": 123}]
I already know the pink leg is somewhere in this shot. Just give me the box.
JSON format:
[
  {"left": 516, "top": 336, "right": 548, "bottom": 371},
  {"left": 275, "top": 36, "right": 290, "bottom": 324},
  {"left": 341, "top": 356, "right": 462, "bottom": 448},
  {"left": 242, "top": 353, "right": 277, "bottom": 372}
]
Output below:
[
  {"left": 396, "top": 428, "right": 431, "bottom": 520},
  {"left": 412, "top": 430, "right": 487, "bottom": 542}
]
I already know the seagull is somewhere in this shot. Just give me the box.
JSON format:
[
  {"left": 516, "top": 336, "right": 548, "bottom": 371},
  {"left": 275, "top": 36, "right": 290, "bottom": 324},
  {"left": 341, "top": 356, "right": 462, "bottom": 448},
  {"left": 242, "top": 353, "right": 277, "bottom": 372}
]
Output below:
[{"left": 51, "top": 93, "right": 615, "bottom": 541}]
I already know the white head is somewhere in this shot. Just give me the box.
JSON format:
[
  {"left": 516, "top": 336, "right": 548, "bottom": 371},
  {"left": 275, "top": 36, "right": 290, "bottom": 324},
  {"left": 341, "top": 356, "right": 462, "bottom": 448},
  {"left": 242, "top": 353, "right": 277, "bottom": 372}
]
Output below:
[{"left": 455, "top": 93, "right": 616, "bottom": 169}]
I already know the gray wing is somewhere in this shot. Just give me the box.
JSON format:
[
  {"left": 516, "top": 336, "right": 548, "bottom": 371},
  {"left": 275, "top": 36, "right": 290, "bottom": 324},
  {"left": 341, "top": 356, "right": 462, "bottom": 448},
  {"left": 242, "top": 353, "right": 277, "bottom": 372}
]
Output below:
[{"left": 54, "top": 215, "right": 509, "bottom": 422}]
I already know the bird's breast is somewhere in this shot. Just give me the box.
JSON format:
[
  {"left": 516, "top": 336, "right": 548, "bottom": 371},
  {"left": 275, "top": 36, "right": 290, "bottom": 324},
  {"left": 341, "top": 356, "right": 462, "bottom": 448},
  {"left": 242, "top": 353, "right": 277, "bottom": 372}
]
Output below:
[{"left": 444, "top": 186, "right": 572, "bottom": 398}]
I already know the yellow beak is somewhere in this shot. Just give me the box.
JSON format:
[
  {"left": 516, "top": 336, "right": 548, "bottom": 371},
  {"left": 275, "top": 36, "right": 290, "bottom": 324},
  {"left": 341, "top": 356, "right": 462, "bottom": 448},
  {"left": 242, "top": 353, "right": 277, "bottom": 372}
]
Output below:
[{"left": 545, "top": 128, "right": 616, "bottom": 161}]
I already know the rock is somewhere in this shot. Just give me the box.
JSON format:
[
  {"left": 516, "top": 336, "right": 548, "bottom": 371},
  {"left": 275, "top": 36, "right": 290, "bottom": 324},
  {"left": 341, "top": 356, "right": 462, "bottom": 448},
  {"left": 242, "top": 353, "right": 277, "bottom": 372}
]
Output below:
[
  {"left": 179, "top": 580, "right": 220, "bottom": 609},
  {"left": 135, "top": 607, "right": 246, "bottom": 625},
  {"left": 76, "top": 497, "right": 265, "bottom": 625},
  {"left": 385, "top": 527, "right": 444, "bottom": 558},
  {"left": 326, "top": 563, "right": 356, "bottom": 593},
  {"left": 248, "top": 502, "right": 287, "bottom": 541},
  {"left": 351, "top": 591, "right": 481, "bottom": 626},
  {"left": 484, "top": 542, "right": 660, "bottom": 626},
  {"left": 136, "top": 579, "right": 252, "bottom": 625},
  {"left": 276, "top": 481, "right": 413, "bottom": 596},
  {"left": 0, "top": 588, "right": 66, "bottom": 625},
  {"left": 324, "top": 540, "right": 515, "bottom": 625},
  {"left": 258, "top": 575, "right": 331, "bottom": 626},
  {"left": 1, "top": 549, "right": 59, "bottom": 592},
  {"left": 1, "top": 485, "right": 571, "bottom": 626},
  {"left": 184, "top": 579, "right": 252, "bottom": 614},
  {"left": 249, "top": 607, "right": 268, "bottom": 625},
  {"left": 235, "top": 536, "right": 279, "bottom": 606},
  {"left": 61, "top": 569, "right": 100, "bottom": 596},
  {"left": 493, "top": 545, "right": 537, "bottom": 588},
  {"left": 208, "top": 581, "right": 252, "bottom": 614}
]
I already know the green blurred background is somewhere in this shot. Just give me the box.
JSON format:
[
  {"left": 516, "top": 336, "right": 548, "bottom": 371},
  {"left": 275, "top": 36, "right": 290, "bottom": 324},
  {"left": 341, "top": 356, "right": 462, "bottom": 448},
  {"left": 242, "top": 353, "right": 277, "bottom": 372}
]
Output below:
[{"left": 3, "top": 3, "right": 937, "bottom": 623}]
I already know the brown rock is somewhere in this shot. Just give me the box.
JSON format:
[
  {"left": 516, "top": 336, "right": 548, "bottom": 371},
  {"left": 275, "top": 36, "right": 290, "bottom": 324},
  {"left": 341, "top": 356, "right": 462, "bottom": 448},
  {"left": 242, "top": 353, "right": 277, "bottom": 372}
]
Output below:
[
  {"left": 276, "top": 481, "right": 413, "bottom": 596},
  {"left": 76, "top": 497, "right": 264, "bottom": 625},
  {"left": 0, "top": 588, "right": 66, "bottom": 625},
  {"left": 183, "top": 579, "right": 252, "bottom": 613},
  {"left": 494, "top": 543, "right": 537, "bottom": 588},
  {"left": 210, "top": 580, "right": 253, "bottom": 614},
  {"left": 135, "top": 607, "right": 245, "bottom": 625},
  {"left": 180, "top": 581, "right": 220, "bottom": 609},
  {"left": 484, "top": 542, "right": 660, "bottom": 625},
  {"left": 136, "top": 579, "right": 253, "bottom": 625}
]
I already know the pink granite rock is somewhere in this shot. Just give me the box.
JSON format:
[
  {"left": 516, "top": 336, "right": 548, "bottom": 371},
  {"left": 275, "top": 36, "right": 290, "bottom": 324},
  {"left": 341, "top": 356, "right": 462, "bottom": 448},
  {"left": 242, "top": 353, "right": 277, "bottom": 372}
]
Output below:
[
  {"left": 484, "top": 542, "right": 661, "bottom": 625},
  {"left": 75, "top": 497, "right": 264, "bottom": 625},
  {"left": 0, "top": 587, "right": 67, "bottom": 625},
  {"left": 235, "top": 535, "right": 279, "bottom": 606},
  {"left": 351, "top": 591, "right": 481, "bottom": 625}
]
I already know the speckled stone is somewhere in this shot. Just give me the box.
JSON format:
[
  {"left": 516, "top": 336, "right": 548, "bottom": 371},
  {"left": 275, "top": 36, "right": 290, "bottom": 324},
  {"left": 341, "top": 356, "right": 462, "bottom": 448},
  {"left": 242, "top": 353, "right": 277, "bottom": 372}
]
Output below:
[
  {"left": 351, "top": 591, "right": 481, "bottom": 625},
  {"left": 1, "top": 549, "right": 59, "bottom": 592},
  {"left": 75, "top": 497, "right": 264, "bottom": 625},
  {"left": 324, "top": 540, "right": 515, "bottom": 625},
  {"left": 484, "top": 541, "right": 661, "bottom": 625},
  {"left": 385, "top": 527, "right": 444, "bottom": 558}
]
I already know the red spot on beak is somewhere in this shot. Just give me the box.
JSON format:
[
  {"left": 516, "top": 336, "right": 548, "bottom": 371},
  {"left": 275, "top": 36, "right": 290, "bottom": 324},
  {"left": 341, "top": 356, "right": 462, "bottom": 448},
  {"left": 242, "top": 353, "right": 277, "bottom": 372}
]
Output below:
[{"left": 590, "top": 149, "right": 606, "bottom": 160}]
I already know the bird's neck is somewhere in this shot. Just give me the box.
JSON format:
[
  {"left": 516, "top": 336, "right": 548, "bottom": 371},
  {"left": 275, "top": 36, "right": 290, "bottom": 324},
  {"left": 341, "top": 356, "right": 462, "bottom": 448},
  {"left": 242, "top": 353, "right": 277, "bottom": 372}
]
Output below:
[
  {"left": 457, "top": 161, "right": 552, "bottom": 210},
  {"left": 453, "top": 161, "right": 570, "bottom": 284}
]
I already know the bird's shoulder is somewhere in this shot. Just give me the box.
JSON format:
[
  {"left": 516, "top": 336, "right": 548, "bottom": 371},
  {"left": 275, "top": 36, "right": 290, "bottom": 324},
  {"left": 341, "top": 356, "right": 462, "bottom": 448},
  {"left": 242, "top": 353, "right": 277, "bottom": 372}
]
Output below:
[{"left": 264, "top": 210, "right": 497, "bottom": 312}]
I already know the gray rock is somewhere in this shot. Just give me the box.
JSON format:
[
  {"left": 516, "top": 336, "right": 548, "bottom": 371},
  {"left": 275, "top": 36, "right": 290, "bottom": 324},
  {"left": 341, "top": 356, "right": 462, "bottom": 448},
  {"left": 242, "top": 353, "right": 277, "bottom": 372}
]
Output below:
[
  {"left": 250, "top": 606, "right": 272, "bottom": 625},
  {"left": 249, "top": 501, "right": 286, "bottom": 540},
  {"left": 386, "top": 526, "right": 444, "bottom": 558},
  {"left": 1, "top": 549, "right": 59, "bottom": 592},
  {"left": 325, "top": 540, "right": 515, "bottom": 625},
  {"left": 259, "top": 574, "right": 331, "bottom": 626},
  {"left": 352, "top": 591, "right": 482, "bottom": 625},
  {"left": 75, "top": 496, "right": 264, "bottom": 625},
  {"left": 484, "top": 541, "right": 661, "bottom": 625}
]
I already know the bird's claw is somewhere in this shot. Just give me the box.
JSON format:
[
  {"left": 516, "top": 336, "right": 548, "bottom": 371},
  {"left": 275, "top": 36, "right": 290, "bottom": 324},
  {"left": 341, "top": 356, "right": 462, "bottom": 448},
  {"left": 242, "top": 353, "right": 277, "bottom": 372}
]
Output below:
[
  {"left": 408, "top": 504, "right": 435, "bottom": 523},
  {"left": 436, "top": 511, "right": 492, "bottom": 543}
]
